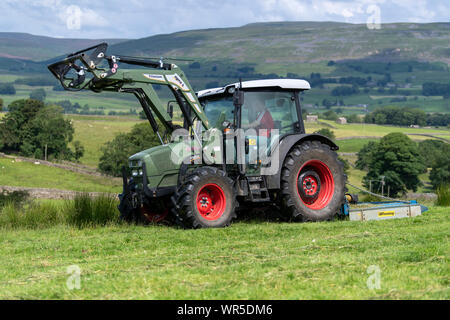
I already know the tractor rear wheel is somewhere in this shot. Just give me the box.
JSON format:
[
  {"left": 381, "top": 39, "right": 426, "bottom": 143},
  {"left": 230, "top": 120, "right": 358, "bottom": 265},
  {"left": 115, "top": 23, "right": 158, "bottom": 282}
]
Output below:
[
  {"left": 172, "top": 166, "right": 236, "bottom": 228},
  {"left": 281, "top": 141, "right": 346, "bottom": 221}
]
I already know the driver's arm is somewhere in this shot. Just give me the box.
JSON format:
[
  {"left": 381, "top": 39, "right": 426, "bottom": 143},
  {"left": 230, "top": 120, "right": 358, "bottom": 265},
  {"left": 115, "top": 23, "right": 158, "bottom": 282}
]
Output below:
[
  {"left": 242, "top": 118, "right": 261, "bottom": 129},
  {"left": 242, "top": 109, "right": 266, "bottom": 129}
]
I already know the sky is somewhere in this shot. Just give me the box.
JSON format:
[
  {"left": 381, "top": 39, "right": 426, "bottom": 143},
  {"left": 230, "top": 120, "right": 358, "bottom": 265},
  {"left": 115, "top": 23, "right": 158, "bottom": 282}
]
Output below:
[{"left": 1, "top": 0, "right": 449, "bottom": 39}]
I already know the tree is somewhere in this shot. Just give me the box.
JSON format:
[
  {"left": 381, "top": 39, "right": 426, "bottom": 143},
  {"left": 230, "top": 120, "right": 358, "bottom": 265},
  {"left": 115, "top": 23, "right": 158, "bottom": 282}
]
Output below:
[
  {"left": 418, "top": 140, "right": 450, "bottom": 168},
  {"left": 99, "top": 122, "right": 160, "bottom": 176},
  {"left": 428, "top": 142, "right": 450, "bottom": 189},
  {"left": 73, "top": 141, "right": 85, "bottom": 162},
  {"left": 364, "top": 106, "right": 426, "bottom": 126},
  {"left": 322, "top": 98, "right": 334, "bottom": 109},
  {"left": 314, "top": 128, "right": 335, "bottom": 140},
  {"left": 374, "top": 113, "right": 387, "bottom": 125},
  {"left": 189, "top": 62, "right": 201, "bottom": 69},
  {"left": 0, "top": 99, "right": 43, "bottom": 151},
  {"left": 430, "top": 157, "right": 450, "bottom": 190},
  {"left": 0, "top": 98, "right": 3, "bottom": 111},
  {"left": 361, "top": 133, "right": 425, "bottom": 196},
  {"left": 0, "top": 83, "right": 16, "bottom": 94},
  {"left": 331, "top": 85, "right": 359, "bottom": 96},
  {"left": 422, "top": 82, "right": 450, "bottom": 96},
  {"left": 0, "top": 99, "right": 79, "bottom": 160},
  {"left": 347, "top": 114, "right": 362, "bottom": 123},
  {"left": 355, "top": 141, "right": 378, "bottom": 170},
  {"left": 29, "top": 88, "right": 46, "bottom": 101},
  {"left": 322, "top": 110, "right": 338, "bottom": 121}
]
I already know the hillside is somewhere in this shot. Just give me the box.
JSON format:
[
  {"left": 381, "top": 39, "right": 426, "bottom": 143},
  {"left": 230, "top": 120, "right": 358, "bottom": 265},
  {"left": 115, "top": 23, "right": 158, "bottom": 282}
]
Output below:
[
  {"left": 0, "top": 32, "right": 127, "bottom": 61},
  {"left": 1, "top": 22, "right": 450, "bottom": 66},
  {"left": 110, "top": 22, "right": 450, "bottom": 72},
  {"left": 0, "top": 22, "right": 449, "bottom": 114}
]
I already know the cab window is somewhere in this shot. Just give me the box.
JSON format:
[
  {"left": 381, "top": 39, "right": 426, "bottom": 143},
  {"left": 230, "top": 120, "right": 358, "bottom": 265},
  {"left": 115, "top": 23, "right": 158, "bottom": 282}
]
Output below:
[
  {"left": 201, "top": 94, "right": 234, "bottom": 129},
  {"left": 242, "top": 91, "right": 299, "bottom": 135}
]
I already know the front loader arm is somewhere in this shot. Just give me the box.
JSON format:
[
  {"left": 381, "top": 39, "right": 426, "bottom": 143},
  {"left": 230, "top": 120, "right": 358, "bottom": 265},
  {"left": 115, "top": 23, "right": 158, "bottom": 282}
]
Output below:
[{"left": 48, "top": 43, "right": 210, "bottom": 134}]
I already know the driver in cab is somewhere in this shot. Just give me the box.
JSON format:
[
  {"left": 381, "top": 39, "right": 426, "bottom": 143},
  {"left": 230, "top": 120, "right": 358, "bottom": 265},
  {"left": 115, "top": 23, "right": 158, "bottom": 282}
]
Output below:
[{"left": 241, "top": 98, "right": 274, "bottom": 137}]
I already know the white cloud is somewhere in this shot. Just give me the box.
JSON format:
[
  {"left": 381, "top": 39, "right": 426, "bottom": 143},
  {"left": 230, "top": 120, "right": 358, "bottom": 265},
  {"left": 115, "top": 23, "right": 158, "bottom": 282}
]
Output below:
[{"left": 0, "top": 0, "right": 448, "bottom": 38}]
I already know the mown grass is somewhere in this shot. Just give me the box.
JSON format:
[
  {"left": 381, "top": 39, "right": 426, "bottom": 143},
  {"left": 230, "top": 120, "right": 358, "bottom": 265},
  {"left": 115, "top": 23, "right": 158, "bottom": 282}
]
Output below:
[
  {"left": 0, "top": 203, "right": 448, "bottom": 299},
  {"left": 0, "top": 157, "right": 121, "bottom": 193}
]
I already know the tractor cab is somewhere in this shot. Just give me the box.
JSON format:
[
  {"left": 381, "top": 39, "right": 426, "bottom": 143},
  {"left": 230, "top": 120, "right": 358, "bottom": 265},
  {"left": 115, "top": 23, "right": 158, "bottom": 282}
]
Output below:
[
  {"left": 197, "top": 79, "right": 312, "bottom": 176},
  {"left": 198, "top": 79, "right": 310, "bottom": 135}
]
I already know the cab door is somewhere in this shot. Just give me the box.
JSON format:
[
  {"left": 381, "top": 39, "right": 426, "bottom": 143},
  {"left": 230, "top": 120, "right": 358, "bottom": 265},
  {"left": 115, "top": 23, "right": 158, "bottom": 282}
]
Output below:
[{"left": 240, "top": 90, "right": 301, "bottom": 175}]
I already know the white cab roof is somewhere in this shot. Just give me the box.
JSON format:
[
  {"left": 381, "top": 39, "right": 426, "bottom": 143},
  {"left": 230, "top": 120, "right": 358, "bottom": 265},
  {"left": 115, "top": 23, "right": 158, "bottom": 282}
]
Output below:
[{"left": 197, "top": 79, "right": 311, "bottom": 98}]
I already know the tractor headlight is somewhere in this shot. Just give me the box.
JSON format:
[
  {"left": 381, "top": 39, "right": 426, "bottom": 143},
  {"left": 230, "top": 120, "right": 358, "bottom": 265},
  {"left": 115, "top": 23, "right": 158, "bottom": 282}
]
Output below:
[
  {"left": 132, "top": 170, "right": 139, "bottom": 177},
  {"left": 139, "top": 169, "right": 143, "bottom": 176}
]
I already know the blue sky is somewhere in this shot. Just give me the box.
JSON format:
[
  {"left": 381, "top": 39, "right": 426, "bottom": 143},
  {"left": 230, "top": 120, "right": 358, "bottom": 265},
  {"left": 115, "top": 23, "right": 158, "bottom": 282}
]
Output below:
[{"left": 1, "top": 0, "right": 449, "bottom": 39}]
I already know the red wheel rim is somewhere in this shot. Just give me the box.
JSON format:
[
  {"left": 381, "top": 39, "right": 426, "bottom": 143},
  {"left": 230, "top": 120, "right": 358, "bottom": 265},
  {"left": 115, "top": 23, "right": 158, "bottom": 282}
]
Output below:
[
  {"left": 296, "top": 160, "right": 334, "bottom": 210},
  {"left": 141, "top": 204, "right": 169, "bottom": 223},
  {"left": 196, "top": 183, "right": 226, "bottom": 221}
]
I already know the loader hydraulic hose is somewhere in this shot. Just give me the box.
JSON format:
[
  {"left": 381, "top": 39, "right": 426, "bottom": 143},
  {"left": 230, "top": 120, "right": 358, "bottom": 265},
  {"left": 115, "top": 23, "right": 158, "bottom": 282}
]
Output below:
[{"left": 130, "top": 89, "right": 165, "bottom": 144}]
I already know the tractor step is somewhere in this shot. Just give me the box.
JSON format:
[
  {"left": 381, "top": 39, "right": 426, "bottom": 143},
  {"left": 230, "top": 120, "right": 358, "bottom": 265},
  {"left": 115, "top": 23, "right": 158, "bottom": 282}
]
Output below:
[{"left": 246, "top": 176, "right": 271, "bottom": 202}]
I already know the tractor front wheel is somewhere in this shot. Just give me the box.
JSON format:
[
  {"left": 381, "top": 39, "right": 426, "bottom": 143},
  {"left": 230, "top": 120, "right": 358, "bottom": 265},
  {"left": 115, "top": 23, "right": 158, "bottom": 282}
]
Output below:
[
  {"left": 172, "top": 167, "right": 236, "bottom": 228},
  {"left": 140, "top": 201, "right": 170, "bottom": 224}
]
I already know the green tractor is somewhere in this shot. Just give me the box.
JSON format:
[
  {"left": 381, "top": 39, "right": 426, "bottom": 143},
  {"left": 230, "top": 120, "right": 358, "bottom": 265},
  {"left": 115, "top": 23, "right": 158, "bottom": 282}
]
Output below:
[{"left": 49, "top": 43, "right": 346, "bottom": 228}]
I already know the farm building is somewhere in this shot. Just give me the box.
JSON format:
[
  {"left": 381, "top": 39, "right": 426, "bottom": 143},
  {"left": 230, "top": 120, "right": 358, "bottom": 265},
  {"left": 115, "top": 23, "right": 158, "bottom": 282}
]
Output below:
[
  {"left": 336, "top": 117, "right": 347, "bottom": 124},
  {"left": 306, "top": 115, "right": 318, "bottom": 123}
]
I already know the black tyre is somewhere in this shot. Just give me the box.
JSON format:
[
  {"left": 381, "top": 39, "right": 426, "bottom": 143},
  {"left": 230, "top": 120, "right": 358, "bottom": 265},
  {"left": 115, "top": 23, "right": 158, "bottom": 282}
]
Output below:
[
  {"left": 172, "top": 166, "right": 237, "bottom": 228},
  {"left": 118, "top": 179, "right": 140, "bottom": 223},
  {"left": 281, "top": 141, "right": 346, "bottom": 221}
]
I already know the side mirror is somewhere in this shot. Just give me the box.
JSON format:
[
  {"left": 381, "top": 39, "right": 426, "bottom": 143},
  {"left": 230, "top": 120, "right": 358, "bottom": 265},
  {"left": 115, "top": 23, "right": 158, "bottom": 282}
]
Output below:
[
  {"left": 167, "top": 102, "right": 174, "bottom": 118},
  {"left": 233, "top": 89, "right": 244, "bottom": 107}
]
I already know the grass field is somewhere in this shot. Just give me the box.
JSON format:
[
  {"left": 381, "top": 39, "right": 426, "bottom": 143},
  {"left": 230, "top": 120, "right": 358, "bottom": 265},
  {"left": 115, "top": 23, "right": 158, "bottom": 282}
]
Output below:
[
  {"left": 69, "top": 115, "right": 144, "bottom": 167},
  {"left": 336, "top": 138, "right": 379, "bottom": 153},
  {"left": 0, "top": 157, "right": 121, "bottom": 193},
  {"left": 308, "top": 121, "right": 449, "bottom": 140},
  {"left": 1, "top": 84, "right": 140, "bottom": 113},
  {"left": 0, "top": 206, "right": 447, "bottom": 299}
]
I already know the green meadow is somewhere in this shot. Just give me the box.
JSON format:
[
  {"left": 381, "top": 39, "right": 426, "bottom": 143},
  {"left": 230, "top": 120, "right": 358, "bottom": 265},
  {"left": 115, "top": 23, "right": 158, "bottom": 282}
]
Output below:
[
  {"left": 0, "top": 157, "right": 121, "bottom": 193},
  {"left": 0, "top": 206, "right": 447, "bottom": 299}
]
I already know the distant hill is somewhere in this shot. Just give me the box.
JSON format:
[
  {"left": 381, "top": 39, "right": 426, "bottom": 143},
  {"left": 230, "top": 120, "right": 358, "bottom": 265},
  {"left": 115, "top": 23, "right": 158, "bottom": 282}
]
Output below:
[
  {"left": 0, "top": 22, "right": 449, "bottom": 115},
  {"left": 109, "top": 22, "right": 450, "bottom": 70},
  {"left": 0, "top": 33, "right": 127, "bottom": 61},
  {"left": 1, "top": 22, "right": 449, "bottom": 68}
]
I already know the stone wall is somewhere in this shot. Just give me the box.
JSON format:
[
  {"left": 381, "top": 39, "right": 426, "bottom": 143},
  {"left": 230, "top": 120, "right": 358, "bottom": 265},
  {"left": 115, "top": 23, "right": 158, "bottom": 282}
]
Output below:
[{"left": 0, "top": 185, "right": 115, "bottom": 200}]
